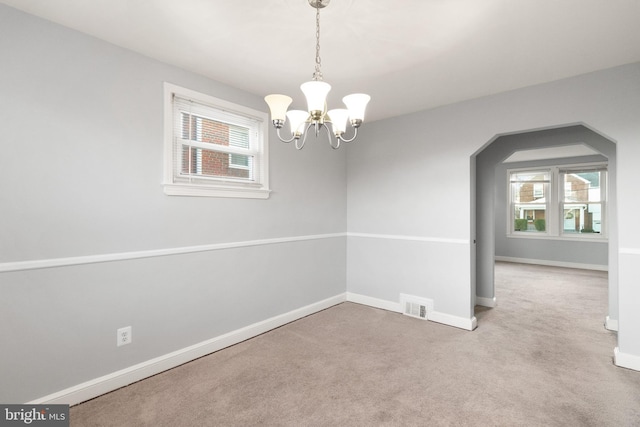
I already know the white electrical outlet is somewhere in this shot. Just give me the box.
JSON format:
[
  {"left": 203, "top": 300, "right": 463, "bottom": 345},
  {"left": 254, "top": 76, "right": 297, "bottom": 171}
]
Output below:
[{"left": 117, "top": 326, "right": 132, "bottom": 347}]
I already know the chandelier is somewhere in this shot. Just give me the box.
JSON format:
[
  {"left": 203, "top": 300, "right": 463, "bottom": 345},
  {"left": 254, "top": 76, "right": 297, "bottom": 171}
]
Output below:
[{"left": 264, "top": 0, "right": 371, "bottom": 150}]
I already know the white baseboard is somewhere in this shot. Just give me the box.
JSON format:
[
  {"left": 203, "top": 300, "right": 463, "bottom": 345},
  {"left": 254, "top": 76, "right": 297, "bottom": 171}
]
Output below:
[
  {"left": 346, "top": 292, "right": 402, "bottom": 313},
  {"left": 476, "top": 296, "right": 497, "bottom": 308},
  {"left": 605, "top": 316, "right": 619, "bottom": 331},
  {"left": 495, "top": 256, "right": 608, "bottom": 271},
  {"left": 346, "top": 292, "right": 477, "bottom": 331},
  {"left": 28, "top": 293, "right": 347, "bottom": 406},
  {"left": 428, "top": 311, "right": 478, "bottom": 331},
  {"left": 614, "top": 347, "right": 640, "bottom": 372}
]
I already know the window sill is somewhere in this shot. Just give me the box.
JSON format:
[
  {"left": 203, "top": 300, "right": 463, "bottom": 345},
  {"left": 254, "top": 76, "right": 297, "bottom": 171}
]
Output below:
[
  {"left": 507, "top": 233, "right": 607, "bottom": 243},
  {"left": 163, "top": 183, "right": 271, "bottom": 199}
]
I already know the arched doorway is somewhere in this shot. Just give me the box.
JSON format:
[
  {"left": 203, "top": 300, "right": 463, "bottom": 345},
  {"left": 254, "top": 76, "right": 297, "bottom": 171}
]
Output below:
[{"left": 472, "top": 124, "right": 617, "bottom": 329}]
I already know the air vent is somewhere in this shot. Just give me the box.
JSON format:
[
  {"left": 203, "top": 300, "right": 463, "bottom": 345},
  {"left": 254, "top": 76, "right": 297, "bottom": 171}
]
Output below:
[{"left": 400, "top": 293, "right": 434, "bottom": 320}]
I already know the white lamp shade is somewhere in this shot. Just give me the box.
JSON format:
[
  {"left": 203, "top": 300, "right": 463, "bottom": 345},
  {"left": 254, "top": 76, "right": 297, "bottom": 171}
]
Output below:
[
  {"left": 327, "top": 109, "right": 350, "bottom": 135},
  {"left": 286, "top": 110, "right": 309, "bottom": 135},
  {"left": 264, "top": 94, "right": 292, "bottom": 121},
  {"left": 300, "top": 81, "right": 331, "bottom": 113},
  {"left": 343, "top": 93, "right": 371, "bottom": 121}
]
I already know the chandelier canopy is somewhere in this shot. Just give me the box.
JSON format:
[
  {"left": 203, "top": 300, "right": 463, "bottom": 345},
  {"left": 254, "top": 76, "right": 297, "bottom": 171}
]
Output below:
[{"left": 264, "top": 0, "right": 371, "bottom": 150}]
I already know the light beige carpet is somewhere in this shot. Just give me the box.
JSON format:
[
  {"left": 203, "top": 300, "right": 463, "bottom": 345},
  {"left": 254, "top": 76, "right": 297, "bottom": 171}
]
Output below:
[{"left": 70, "top": 263, "right": 640, "bottom": 426}]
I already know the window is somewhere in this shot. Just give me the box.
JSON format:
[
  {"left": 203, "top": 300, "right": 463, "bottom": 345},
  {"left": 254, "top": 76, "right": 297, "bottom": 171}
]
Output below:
[
  {"left": 561, "top": 169, "right": 605, "bottom": 235},
  {"left": 163, "top": 83, "right": 270, "bottom": 198},
  {"left": 510, "top": 170, "right": 550, "bottom": 233},
  {"left": 508, "top": 164, "right": 607, "bottom": 239}
]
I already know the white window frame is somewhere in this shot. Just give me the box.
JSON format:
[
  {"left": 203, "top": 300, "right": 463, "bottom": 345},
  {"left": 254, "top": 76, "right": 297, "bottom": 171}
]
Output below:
[
  {"left": 560, "top": 166, "right": 606, "bottom": 237},
  {"left": 163, "top": 82, "right": 270, "bottom": 199},
  {"left": 509, "top": 169, "right": 552, "bottom": 236},
  {"left": 507, "top": 163, "right": 607, "bottom": 241}
]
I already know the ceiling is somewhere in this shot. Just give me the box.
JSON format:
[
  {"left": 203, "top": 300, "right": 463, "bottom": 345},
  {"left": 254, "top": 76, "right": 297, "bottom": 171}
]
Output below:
[{"left": 3, "top": 0, "right": 640, "bottom": 122}]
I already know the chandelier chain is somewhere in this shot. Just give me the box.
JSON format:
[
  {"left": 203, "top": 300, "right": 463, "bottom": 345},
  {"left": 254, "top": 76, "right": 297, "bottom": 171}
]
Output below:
[{"left": 313, "top": 5, "right": 322, "bottom": 81}]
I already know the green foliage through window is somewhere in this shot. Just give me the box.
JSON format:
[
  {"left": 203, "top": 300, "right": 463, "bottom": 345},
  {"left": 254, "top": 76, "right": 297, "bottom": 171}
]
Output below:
[{"left": 515, "top": 219, "right": 528, "bottom": 231}]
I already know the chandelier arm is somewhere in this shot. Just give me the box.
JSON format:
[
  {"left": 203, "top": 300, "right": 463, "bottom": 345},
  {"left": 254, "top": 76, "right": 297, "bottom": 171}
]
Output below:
[
  {"left": 322, "top": 124, "right": 341, "bottom": 149},
  {"left": 337, "top": 126, "right": 359, "bottom": 144},
  {"left": 295, "top": 123, "right": 314, "bottom": 150},
  {"left": 275, "top": 127, "right": 299, "bottom": 144}
]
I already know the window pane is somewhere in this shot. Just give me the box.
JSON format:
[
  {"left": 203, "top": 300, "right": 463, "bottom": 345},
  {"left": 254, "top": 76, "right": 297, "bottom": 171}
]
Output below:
[
  {"left": 229, "top": 153, "right": 250, "bottom": 169},
  {"left": 563, "top": 171, "right": 601, "bottom": 202},
  {"left": 511, "top": 170, "right": 548, "bottom": 233},
  {"left": 563, "top": 203, "right": 601, "bottom": 234},
  {"left": 513, "top": 205, "right": 546, "bottom": 232},
  {"left": 511, "top": 171, "right": 549, "bottom": 203},
  {"left": 181, "top": 113, "right": 199, "bottom": 140},
  {"left": 181, "top": 112, "right": 251, "bottom": 149},
  {"left": 229, "top": 127, "right": 250, "bottom": 149},
  {"left": 178, "top": 111, "right": 254, "bottom": 180},
  {"left": 181, "top": 145, "right": 254, "bottom": 180}
]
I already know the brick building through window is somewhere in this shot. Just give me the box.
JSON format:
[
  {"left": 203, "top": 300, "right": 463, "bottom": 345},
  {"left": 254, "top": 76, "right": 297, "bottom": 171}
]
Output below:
[{"left": 181, "top": 113, "right": 251, "bottom": 180}]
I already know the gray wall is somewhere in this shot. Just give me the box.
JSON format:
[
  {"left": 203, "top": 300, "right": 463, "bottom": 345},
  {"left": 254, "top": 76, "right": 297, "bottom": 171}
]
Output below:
[
  {"left": 346, "top": 64, "right": 640, "bottom": 360},
  {"left": 346, "top": 112, "right": 473, "bottom": 319},
  {"left": 0, "top": 5, "right": 347, "bottom": 403}
]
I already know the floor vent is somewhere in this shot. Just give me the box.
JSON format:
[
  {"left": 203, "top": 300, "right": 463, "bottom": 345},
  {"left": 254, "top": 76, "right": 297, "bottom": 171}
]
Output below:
[{"left": 400, "top": 293, "right": 434, "bottom": 320}]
